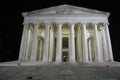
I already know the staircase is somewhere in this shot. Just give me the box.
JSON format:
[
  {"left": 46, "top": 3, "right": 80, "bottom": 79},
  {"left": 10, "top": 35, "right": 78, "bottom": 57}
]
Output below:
[{"left": 0, "top": 62, "right": 120, "bottom": 80}]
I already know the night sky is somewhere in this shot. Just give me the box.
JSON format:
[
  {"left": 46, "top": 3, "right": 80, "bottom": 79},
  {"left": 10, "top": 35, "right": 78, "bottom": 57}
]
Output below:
[{"left": 0, "top": 0, "right": 120, "bottom": 62}]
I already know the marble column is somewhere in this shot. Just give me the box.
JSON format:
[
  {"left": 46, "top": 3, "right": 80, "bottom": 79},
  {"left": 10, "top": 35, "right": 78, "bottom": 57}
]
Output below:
[
  {"left": 88, "top": 39, "right": 92, "bottom": 62},
  {"left": 78, "top": 25, "right": 83, "bottom": 62},
  {"left": 99, "top": 30, "right": 104, "bottom": 61},
  {"left": 101, "top": 27, "right": 109, "bottom": 61},
  {"left": 25, "top": 27, "right": 32, "bottom": 60},
  {"left": 19, "top": 23, "right": 28, "bottom": 61},
  {"left": 69, "top": 23, "right": 76, "bottom": 62},
  {"left": 104, "top": 23, "right": 114, "bottom": 61},
  {"left": 76, "top": 26, "right": 80, "bottom": 61},
  {"left": 43, "top": 23, "right": 50, "bottom": 62},
  {"left": 38, "top": 38, "right": 43, "bottom": 61},
  {"left": 31, "top": 23, "right": 39, "bottom": 61},
  {"left": 81, "top": 23, "right": 89, "bottom": 62},
  {"left": 56, "top": 23, "right": 62, "bottom": 62},
  {"left": 93, "top": 23, "right": 102, "bottom": 62},
  {"left": 49, "top": 26, "right": 54, "bottom": 61}
]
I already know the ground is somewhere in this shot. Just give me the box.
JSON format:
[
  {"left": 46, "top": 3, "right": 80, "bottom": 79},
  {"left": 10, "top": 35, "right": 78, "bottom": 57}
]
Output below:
[{"left": 0, "top": 61, "right": 120, "bottom": 80}]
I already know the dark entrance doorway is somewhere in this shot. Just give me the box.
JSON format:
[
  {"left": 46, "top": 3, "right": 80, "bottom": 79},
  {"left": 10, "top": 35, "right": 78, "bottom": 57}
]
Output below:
[
  {"left": 62, "top": 37, "right": 69, "bottom": 62},
  {"left": 62, "top": 51, "right": 68, "bottom": 62}
]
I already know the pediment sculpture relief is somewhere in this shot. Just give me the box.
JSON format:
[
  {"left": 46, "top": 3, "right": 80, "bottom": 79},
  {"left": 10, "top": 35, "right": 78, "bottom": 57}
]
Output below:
[{"left": 56, "top": 8, "right": 73, "bottom": 14}]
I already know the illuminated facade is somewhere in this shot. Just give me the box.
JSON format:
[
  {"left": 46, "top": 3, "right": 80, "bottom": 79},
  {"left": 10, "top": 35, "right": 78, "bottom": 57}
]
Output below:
[{"left": 19, "top": 4, "right": 114, "bottom": 63}]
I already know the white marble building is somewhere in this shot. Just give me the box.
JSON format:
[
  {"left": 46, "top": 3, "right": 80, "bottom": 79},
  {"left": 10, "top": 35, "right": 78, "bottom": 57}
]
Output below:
[{"left": 19, "top": 4, "right": 114, "bottom": 63}]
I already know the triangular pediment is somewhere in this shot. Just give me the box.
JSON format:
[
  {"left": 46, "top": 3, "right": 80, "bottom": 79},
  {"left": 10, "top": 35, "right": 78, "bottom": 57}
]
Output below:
[{"left": 22, "top": 4, "right": 109, "bottom": 16}]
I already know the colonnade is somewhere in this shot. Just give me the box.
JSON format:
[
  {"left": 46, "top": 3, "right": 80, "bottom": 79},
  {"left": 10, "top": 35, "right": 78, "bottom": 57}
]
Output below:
[{"left": 19, "top": 22, "right": 114, "bottom": 63}]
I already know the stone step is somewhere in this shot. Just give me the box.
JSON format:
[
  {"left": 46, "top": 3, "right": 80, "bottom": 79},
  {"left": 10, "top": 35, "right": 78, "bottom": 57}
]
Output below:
[{"left": 0, "top": 63, "right": 120, "bottom": 80}]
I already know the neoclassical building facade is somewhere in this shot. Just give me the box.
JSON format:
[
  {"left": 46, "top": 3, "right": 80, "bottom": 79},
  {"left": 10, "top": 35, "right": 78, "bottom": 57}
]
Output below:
[{"left": 19, "top": 4, "right": 114, "bottom": 63}]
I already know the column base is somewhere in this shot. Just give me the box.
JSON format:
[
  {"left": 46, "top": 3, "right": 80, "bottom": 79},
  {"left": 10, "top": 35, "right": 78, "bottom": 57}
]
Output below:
[
  {"left": 42, "top": 57, "right": 49, "bottom": 62},
  {"left": 83, "top": 59, "right": 89, "bottom": 63},
  {"left": 55, "top": 60, "right": 62, "bottom": 63},
  {"left": 69, "top": 59, "right": 76, "bottom": 63},
  {"left": 18, "top": 58, "right": 26, "bottom": 62},
  {"left": 108, "top": 59, "right": 114, "bottom": 62},
  {"left": 29, "top": 59, "right": 37, "bottom": 62},
  {"left": 42, "top": 61, "right": 49, "bottom": 63}
]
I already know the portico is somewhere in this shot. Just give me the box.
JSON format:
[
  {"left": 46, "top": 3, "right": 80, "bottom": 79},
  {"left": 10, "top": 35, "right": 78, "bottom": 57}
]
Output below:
[{"left": 19, "top": 4, "right": 114, "bottom": 63}]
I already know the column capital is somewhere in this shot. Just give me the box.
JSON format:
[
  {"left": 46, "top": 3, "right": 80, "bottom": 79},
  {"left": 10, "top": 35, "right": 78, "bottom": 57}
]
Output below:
[
  {"left": 77, "top": 23, "right": 82, "bottom": 29},
  {"left": 23, "top": 22, "right": 29, "bottom": 25},
  {"left": 44, "top": 22, "right": 51, "bottom": 26},
  {"left": 92, "top": 23, "right": 99, "bottom": 28},
  {"left": 103, "top": 23, "right": 109, "bottom": 26},
  {"left": 56, "top": 22, "right": 63, "bottom": 26},
  {"left": 92, "top": 22, "right": 100, "bottom": 26},
  {"left": 33, "top": 23, "right": 40, "bottom": 26},
  {"left": 69, "top": 22, "right": 75, "bottom": 25},
  {"left": 99, "top": 26, "right": 104, "bottom": 30},
  {"left": 78, "top": 26, "right": 81, "bottom": 30},
  {"left": 81, "top": 22, "right": 88, "bottom": 25},
  {"left": 68, "top": 23, "right": 75, "bottom": 28},
  {"left": 56, "top": 22, "right": 62, "bottom": 27},
  {"left": 81, "top": 23, "right": 87, "bottom": 28}
]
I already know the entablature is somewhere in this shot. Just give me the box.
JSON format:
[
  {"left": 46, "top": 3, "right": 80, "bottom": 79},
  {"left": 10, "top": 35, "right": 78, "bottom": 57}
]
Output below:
[{"left": 23, "top": 16, "right": 108, "bottom": 24}]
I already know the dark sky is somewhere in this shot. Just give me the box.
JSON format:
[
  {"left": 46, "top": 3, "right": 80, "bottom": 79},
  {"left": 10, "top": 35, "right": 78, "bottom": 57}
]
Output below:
[{"left": 0, "top": 0, "right": 120, "bottom": 62}]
